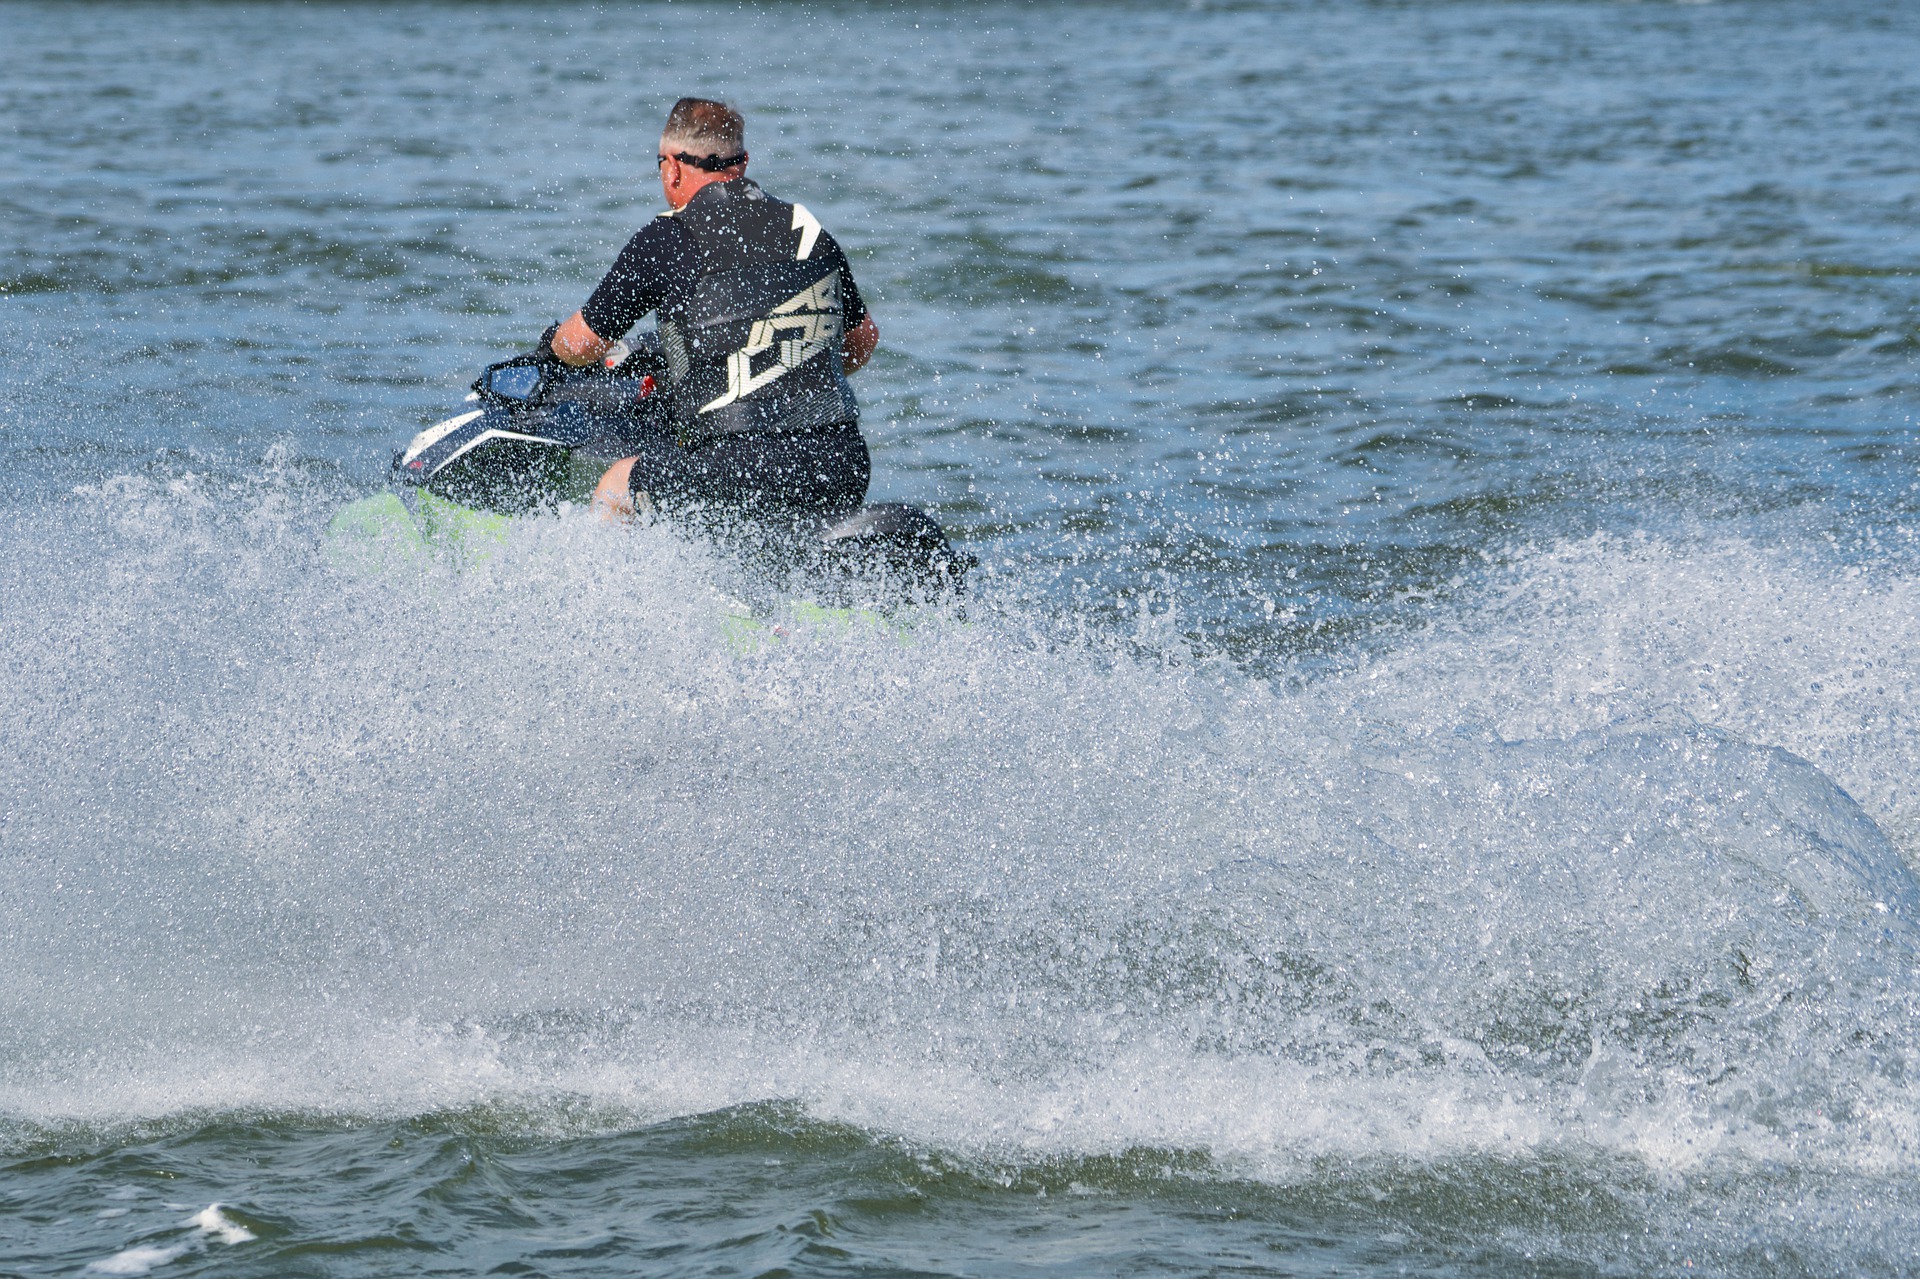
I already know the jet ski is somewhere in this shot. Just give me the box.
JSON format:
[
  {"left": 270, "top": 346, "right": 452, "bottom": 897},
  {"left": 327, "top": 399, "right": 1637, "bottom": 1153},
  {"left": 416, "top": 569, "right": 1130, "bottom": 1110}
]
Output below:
[{"left": 329, "top": 336, "right": 972, "bottom": 596}]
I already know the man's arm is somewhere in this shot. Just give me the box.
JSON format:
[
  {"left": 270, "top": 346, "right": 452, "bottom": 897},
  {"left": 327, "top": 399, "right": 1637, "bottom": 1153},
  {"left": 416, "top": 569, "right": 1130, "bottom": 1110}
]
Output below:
[
  {"left": 551, "top": 311, "right": 612, "bottom": 367},
  {"left": 557, "top": 218, "right": 682, "bottom": 366},
  {"left": 843, "top": 314, "right": 878, "bottom": 374}
]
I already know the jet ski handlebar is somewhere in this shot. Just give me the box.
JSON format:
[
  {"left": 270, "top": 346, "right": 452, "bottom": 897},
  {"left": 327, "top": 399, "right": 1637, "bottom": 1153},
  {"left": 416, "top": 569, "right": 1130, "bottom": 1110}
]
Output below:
[{"left": 471, "top": 331, "right": 668, "bottom": 408}]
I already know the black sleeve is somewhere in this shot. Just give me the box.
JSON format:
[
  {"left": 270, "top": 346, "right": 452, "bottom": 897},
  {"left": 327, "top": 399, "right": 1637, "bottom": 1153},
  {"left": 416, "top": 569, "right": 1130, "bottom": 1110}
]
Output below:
[
  {"left": 817, "top": 231, "right": 867, "bottom": 329},
  {"left": 840, "top": 256, "right": 868, "bottom": 329},
  {"left": 580, "top": 216, "right": 692, "bottom": 342}
]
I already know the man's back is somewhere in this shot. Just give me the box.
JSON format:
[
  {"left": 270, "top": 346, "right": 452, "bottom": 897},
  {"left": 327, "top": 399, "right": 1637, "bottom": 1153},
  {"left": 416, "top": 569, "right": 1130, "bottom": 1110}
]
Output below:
[{"left": 586, "top": 178, "right": 866, "bottom": 445}]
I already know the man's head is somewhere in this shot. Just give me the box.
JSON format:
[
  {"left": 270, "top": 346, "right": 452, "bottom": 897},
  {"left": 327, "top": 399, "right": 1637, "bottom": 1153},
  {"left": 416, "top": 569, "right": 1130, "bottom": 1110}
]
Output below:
[{"left": 657, "top": 98, "right": 747, "bottom": 208}]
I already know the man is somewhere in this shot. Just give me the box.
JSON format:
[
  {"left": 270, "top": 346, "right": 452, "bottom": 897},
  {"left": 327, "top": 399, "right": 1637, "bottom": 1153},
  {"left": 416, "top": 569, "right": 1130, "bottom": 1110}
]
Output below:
[{"left": 544, "top": 98, "right": 881, "bottom": 527}]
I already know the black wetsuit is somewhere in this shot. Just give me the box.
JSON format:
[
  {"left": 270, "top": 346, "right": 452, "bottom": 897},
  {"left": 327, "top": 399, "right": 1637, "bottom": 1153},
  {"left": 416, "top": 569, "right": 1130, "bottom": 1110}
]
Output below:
[{"left": 580, "top": 178, "right": 871, "bottom": 524}]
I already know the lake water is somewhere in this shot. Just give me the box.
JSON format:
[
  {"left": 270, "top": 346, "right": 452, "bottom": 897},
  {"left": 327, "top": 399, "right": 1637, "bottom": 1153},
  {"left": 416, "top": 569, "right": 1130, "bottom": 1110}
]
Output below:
[{"left": 5, "top": 1, "right": 1920, "bottom": 1274}]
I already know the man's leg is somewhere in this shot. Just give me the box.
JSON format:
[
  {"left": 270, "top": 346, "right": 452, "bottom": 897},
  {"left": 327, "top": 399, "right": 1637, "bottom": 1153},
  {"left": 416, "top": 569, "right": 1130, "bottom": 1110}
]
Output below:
[
  {"left": 686, "top": 427, "right": 871, "bottom": 521},
  {"left": 592, "top": 435, "right": 698, "bottom": 522},
  {"left": 591, "top": 458, "right": 638, "bottom": 520},
  {"left": 591, "top": 426, "right": 871, "bottom": 526}
]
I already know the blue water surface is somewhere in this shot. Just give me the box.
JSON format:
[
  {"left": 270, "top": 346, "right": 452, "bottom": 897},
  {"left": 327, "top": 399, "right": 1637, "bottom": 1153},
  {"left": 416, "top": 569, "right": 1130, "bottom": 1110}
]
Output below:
[{"left": 5, "top": 2, "right": 1920, "bottom": 1275}]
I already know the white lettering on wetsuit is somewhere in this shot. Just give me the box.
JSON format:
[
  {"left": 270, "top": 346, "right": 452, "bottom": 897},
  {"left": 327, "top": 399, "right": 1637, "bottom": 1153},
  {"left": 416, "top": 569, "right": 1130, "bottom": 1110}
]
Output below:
[{"left": 697, "top": 271, "right": 840, "bottom": 415}]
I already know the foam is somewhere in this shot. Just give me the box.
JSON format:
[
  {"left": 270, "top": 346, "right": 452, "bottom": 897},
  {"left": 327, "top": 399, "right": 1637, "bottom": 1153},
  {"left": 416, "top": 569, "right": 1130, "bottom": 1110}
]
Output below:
[
  {"left": 86, "top": 1245, "right": 186, "bottom": 1276},
  {"left": 78, "top": 1203, "right": 251, "bottom": 1276},
  {"left": 189, "top": 1204, "right": 254, "bottom": 1246},
  {"left": 1323, "top": 529, "right": 1920, "bottom": 855},
  {"left": 4, "top": 479, "right": 1920, "bottom": 1195}
]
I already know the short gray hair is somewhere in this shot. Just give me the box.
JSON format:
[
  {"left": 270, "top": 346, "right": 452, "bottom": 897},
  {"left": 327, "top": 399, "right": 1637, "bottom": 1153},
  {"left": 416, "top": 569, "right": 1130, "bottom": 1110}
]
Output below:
[{"left": 661, "top": 98, "right": 745, "bottom": 160}]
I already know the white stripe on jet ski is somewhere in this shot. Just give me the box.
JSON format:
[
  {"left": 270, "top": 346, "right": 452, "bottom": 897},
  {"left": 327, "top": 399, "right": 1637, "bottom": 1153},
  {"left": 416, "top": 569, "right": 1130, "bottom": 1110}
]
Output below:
[
  {"left": 401, "top": 409, "right": 485, "bottom": 464},
  {"left": 432, "top": 428, "right": 565, "bottom": 471}
]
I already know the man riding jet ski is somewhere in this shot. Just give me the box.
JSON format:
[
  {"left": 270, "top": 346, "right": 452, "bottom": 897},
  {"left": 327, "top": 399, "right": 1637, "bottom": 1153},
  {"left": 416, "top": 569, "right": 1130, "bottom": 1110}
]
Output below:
[
  {"left": 557, "top": 97, "right": 879, "bottom": 532},
  {"left": 369, "top": 96, "right": 967, "bottom": 594}
]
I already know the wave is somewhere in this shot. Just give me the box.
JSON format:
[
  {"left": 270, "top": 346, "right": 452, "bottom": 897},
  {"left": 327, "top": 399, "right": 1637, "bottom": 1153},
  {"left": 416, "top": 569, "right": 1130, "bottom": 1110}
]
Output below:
[{"left": 2, "top": 475, "right": 1918, "bottom": 1209}]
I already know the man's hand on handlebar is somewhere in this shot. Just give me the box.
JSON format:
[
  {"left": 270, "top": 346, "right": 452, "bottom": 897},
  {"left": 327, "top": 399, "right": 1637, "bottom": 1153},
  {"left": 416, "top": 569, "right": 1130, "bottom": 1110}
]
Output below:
[
  {"left": 531, "top": 321, "right": 566, "bottom": 366},
  {"left": 551, "top": 311, "right": 613, "bottom": 367}
]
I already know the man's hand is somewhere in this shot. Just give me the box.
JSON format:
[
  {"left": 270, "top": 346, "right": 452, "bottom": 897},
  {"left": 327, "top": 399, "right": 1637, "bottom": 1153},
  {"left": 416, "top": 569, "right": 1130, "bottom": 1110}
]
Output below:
[
  {"left": 552, "top": 311, "right": 612, "bottom": 367},
  {"left": 843, "top": 314, "right": 878, "bottom": 374}
]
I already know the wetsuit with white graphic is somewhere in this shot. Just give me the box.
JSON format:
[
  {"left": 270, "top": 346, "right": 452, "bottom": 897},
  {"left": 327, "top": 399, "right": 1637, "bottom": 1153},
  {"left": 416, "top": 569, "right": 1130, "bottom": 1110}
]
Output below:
[{"left": 579, "top": 178, "right": 871, "bottom": 521}]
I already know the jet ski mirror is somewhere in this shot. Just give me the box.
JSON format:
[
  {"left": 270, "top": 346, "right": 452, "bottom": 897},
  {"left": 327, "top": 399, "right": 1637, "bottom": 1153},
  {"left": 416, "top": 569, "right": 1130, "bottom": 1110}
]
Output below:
[{"left": 484, "top": 363, "right": 545, "bottom": 401}]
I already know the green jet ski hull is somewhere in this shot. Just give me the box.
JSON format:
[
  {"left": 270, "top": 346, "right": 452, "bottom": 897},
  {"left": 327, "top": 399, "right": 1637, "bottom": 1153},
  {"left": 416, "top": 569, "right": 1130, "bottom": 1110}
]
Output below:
[{"left": 326, "top": 482, "right": 926, "bottom": 655}]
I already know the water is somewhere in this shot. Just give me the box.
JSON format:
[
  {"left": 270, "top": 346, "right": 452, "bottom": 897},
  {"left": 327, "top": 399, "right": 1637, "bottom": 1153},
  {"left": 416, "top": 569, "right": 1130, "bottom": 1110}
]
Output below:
[{"left": 5, "top": 0, "right": 1920, "bottom": 1273}]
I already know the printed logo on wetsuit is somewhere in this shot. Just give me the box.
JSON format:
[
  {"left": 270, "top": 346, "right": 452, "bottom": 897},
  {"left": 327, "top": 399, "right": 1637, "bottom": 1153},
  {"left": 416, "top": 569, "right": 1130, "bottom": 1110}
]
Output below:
[{"left": 698, "top": 270, "right": 841, "bottom": 415}]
